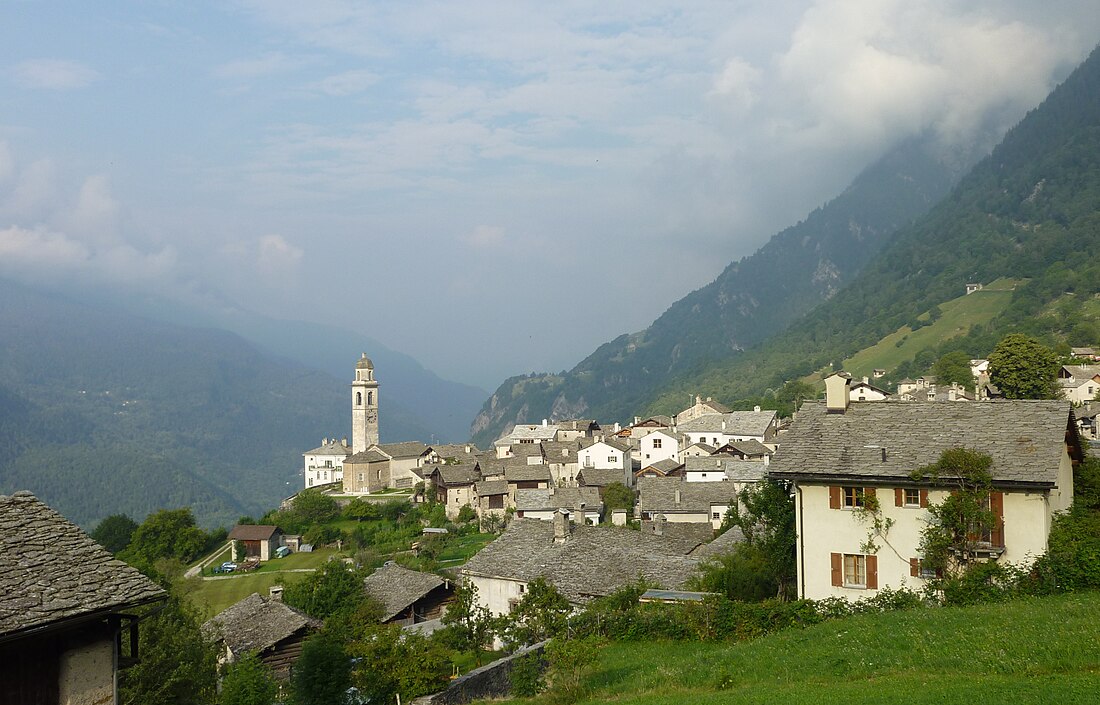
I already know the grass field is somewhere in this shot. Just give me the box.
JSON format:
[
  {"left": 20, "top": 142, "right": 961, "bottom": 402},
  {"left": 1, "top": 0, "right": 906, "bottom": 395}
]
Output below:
[
  {"left": 188, "top": 548, "right": 337, "bottom": 615},
  {"left": 488, "top": 591, "right": 1100, "bottom": 705},
  {"left": 842, "top": 278, "right": 1020, "bottom": 378},
  {"left": 437, "top": 533, "right": 498, "bottom": 566}
]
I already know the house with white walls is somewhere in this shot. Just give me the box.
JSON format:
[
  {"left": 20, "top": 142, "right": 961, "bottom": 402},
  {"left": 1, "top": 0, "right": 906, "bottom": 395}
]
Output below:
[{"left": 769, "top": 373, "right": 1082, "bottom": 601}]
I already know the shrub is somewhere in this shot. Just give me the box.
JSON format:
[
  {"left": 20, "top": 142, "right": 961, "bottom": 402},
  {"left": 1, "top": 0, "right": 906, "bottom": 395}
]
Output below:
[{"left": 509, "top": 652, "right": 545, "bottom": 697}]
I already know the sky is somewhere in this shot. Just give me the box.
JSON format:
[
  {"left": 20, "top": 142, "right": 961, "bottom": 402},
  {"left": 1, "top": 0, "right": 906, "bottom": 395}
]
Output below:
[{"left": 1, "top": 2, "right": 1098, "bottom": 390}]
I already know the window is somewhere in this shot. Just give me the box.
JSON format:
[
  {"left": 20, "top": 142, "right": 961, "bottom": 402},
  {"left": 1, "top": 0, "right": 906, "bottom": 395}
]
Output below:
[
  {"left": 489, "top": 495, "right": 504, "bottom": 509},
  {"left": 356, "top": 392, "right": 362, "bottom": 405},
  {"left": 712, "top": 511, "right": 721, "bottom": 520},
  {"left": 653, "top": 438, "right": 662, "bottom": 449},
  {"left": 608, "top": 456, "right": 616, "bottom": 464},
  {"left": 904, "top": 488, "right": 920, "bottom": 507},
  {"left": 358, "top": 473, "right": 364, "bottom": 482},
  {"left": 518, "top": 584, "right": 525, "bottom": 594},
  {"left": 843, "top": 554, "right": 867, "bottom": 587},
  {"left": 324, "top": 460, "right": 333, "bottom": 468},
  {"left": 843, "top": 486, "right": 865, "bottom": 508}
]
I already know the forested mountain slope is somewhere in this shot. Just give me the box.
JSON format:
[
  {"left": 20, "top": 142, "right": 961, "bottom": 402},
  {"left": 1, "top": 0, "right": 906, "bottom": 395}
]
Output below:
[
  {"left": 644, "top": 43, "right": 1100, "bottom": 412},
  {"left": 472, "top": 134, "right": 970, "bottom": 445},
  {"left": 0, "top": 279, "right": 427, "bottom": 527}
]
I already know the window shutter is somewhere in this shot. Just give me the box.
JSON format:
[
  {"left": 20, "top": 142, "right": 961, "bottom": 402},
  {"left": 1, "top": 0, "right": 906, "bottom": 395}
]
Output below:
[
  {"left": 863, "top": 487, "right": 877, "bottom": 501},
  {"left": 910, "top": 558, "right": 919, "bottom": 577},
  {"left": 830, "top": 552, "right": 842, "bottom": 586},
  {"left": 866, "top": 555, "right": 878, "bottom": 589},
  {"left": 829, "top": 486, "right": 841, "bottom": 509},
  {"left": 919, "top": 489, "right": 929, "bottom": 508},
  {"left": 894, "top": 488, "right": 904, "bottom": 507},
  {"left": 990, "top": 491, "right": 1005, "bottom": 547}
]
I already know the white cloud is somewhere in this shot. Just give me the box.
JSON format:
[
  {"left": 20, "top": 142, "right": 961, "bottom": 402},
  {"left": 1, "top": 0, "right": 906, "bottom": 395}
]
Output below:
[
  {"left": 310, "top": 69, "right": 377, "bottom": 96},
  {"left": 213, "top": 52, "right": 310, "bottom": 80},
  {"left": 257, "top": 234, "right": 303, "bottom": 270},
  {"left": 12, "top": 59, "right": 100, "bottom": 90},
  {"left": 464, "top": 225, "right": 505, "bottom": 248}
]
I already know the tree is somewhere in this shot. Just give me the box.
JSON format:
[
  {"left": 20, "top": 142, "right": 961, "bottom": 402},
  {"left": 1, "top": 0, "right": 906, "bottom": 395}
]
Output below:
[
  {"left": 119, "top": 595, "right": 218, "bottom": 705},
  {"left": 283, "top": 559, "right": 367, "bottom": 619},
  {"left": 439, "top": 582, "right": 495, "bottom": 664},
  {"left": 988, "top": 333, "right": 1060, "bottom": 399},
  {"left": 348, "top": 625, "right": 451, "bottom": 704},
  {"left": 499, "top": 577, "right": 571, "bottom": 649},
  {"left": 543, "top": 637, "right": 599, "bottom": 703},
  {"left": 292, "top": 489, "right": 341, "bottom": 525},
  {"left": 290, "top": 632, "right": 353, "bottom": 705},
  {"left": 909, "top": 448, "right": 997, "bottom": 577},
  {"left": 690, "top": 544, "right": 776, "bottom": 602},
  {"left": 931, "top": 351, "right": 974, "bottom": 389},
  {"left": 343, "top": 497, "right": 379, "bottom": 522},
  {"left": 602, "top": 482, "right": 635, "bottom": 513},
  {"left": 775, "top": 380, "right": 818, "bottom": 416},
  {"left": 120, "top": 508, "right": 208, "bottom": 573},
  {"left": 718, "top": 479, "right": 796, "bottom": 599},
  {"left": 90, "top": 513, "right": 138, "bottom": 554},
  {"left": 219, "top": 653, "right": 277, "bottom": 705}
]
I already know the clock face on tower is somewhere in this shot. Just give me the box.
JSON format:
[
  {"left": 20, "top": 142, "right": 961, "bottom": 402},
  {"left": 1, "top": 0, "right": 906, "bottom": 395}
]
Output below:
[{"left": 366, "top": 409, "right": 378, "bottom": 423}]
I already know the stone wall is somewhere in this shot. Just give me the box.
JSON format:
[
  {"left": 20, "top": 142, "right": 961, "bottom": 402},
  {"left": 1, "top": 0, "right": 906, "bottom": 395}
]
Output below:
[{"left": 411, "top": 641, "right": 548, "bottom": 705}]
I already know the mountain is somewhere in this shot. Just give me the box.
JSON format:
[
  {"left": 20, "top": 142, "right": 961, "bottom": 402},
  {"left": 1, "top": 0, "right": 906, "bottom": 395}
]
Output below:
[
  {"left": 75, "top": 287, "right": 487, "bottom": 444},
  {"left": 640, "top": 43, "right": 1100, "bottom": 412},
  {"left": 471, "top": 134, "right": 973, "bottom": 445},
  {"left": 0, "top": 279, "right": 434, "bottom": 527}
]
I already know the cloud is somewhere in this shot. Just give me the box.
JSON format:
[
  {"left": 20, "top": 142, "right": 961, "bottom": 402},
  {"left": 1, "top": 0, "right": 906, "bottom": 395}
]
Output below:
[
  {"left": 12, "top": 59, "right": 100, "bottom": 90},
  {"left": 0, "top": 224, "right": 176, "bottom": 283},
  {"left": 257, "top": 234, "right": 303, "bottom": 270},
  {"left": 464, "top": 225, "right": 505, "bottom": 248},
  {"left": 310, "top": 69, "right": 377, "bottom": 96},
  {"left": 212, "top": 52, "right": 310, "bottom": 80}
]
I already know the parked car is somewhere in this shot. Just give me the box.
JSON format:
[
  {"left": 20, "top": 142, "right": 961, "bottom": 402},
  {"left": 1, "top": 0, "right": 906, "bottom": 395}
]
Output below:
[
  {"left": 219, "top": 561, "right": 237, "bottom": 572},
  {"left": 274, "top": 545, "right": 291, "bottom": 558}
]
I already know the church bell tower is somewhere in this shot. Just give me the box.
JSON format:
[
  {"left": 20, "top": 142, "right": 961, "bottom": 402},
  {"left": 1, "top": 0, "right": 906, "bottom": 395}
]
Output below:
[{"left": 351, "top": 353, "right": 380, "bottom": 453}]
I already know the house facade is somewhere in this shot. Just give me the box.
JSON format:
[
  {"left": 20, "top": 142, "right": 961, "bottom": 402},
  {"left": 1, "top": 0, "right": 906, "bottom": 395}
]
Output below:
[
  {"left": 769, "top": 377, "right": 1081, "bottom": 601},
  {"left": 302, "top": 437, "right": 351, "bottom": 488}
]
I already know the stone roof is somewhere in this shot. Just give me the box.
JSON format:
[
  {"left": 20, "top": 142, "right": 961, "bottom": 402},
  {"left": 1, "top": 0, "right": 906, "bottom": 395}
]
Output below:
[
  {"left": 514, "top": 487, "right": 603, "bottom": 512},
  {"left": 304, "top": 438, "right": 352, "bottom": 456},
  {"left": 769, "top": 400, "right": 1078, "bottom": 487},
  {"left": 640, "top": 459, "right": 683, "bottom": 474},
  {"left": 505, "top": 464, "right": 552, "bottom": 483},
  {"left": 346, "top": 449, "right": 389, "bottom": 464},
  {"left": 577, "top": 468, "right": 625, "bottom": 487},
  {"left": 508, "top": 424, "right": 560, "bottom": 441},
  {"left": 683, "top": 456, "right": 765, "bottom": 481},
  {"left": 377, "top": 442, "right": 431, "bottom": 459},
  {"left": 228, "top": 525, "right": 281, "bottom": 541},
  {"left": 637, "top": 477, "right": 740, "bottom": 514},
  {"left": 204, "top": 593, "right": 318, "bottom": 657},
  {"left": 355, "top": 353, "right": 374, "bottom": 369},
  {"left": 431, "top": 443, "right": 481, "bottom": 461},
  {"left": 431, "top": 463, "right": 481, "bottom": 486},
  {"left": 362, "top": 563, "right": 447, "bottom": 623},
  {"left": 542, "top": 441, "right": 580, "bottom": 460},
  {"left": 557, "top": 419, "right": 598, "bottom": 432},
  {"left": 682, "top": 442, "right": 717, "bottom": 454},
  {"left": 475, "top": 480, "right": 509, "bottom": 496},
  {"left": 721, "top": 439, "right": 772, "bottom": 457},
  {"left": 691, "top": 526, "right": 746, "bottom": 557},
  {"left": 0, "top": 492, "right": 166, "bottom": 639},
  {"left": 579, "top": 438, "right": 630, "bottom": 453},
  {"left": 677, "top": 410, "right": 777, "bottom": 436},
  {"left": 509, "top": 444, "right": 545, "bottom": 460},
  {"left": 461, "top": 519, "right": 700, "bottom": 603}
]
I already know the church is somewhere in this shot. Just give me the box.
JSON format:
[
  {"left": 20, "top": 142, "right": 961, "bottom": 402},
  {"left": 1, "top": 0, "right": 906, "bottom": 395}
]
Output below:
[{"left": 301, "top": 354, "right": 434, "bottom": 492}]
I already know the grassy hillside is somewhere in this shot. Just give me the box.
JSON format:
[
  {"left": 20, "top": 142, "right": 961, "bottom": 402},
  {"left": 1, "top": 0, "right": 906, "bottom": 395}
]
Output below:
[
  {"left": 493, "top": 592, "right": 1100, "bottom": 705},
  {"left": 840, "top": 278, "right": 1019, "bottom": 378}
]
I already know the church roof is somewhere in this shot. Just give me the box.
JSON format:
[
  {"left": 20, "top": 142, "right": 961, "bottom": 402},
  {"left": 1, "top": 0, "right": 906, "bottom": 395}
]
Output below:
[
  {"left": 355, "top": 354, "right": 374, "bottom": 370},
  {"left": 376, "top": 442, "right": 431, "bottom": 459}
]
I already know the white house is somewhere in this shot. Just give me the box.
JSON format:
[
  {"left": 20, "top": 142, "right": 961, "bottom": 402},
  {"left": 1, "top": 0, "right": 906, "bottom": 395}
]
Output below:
[
  {"left": 848, "top": 377, "right": 889, "bottom": 401},
  {"left": 303, "top": 438, "right": 351, "bottom": 488},
  {"left": 638, "top": 429, "right": 680, "bottom": 466},
  {"left": 769, "top": 375, "right": 1082, "bottom": 601},
  {"left": 1058, "top": 365, "right": 1100, "bottom": 404},
  {"left": 577, "top": 439, "right": 632, "bottom": 486},
  {"left": 677, "top": 408, "right": 779, "bottom": 448}
]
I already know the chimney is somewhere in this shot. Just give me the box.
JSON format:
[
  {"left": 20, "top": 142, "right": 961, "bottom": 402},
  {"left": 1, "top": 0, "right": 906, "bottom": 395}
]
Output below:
[
  {"left": 754, "top": 405, "right": 761, "bottom": 413},
  {"left": 654, "top": 514, "right": 666, "bottom": 536},
  {"left": 553, "top": 508, "right": 570, "bottom": 543},
  {"left": 825, "top": 372, "right": 852, "bottom": 413},
  {"left": 342, "top": 437, "right": 348, "bottom": 445},
  {"left": 674, "top": 488, "right": 681, "bottom": 505},
  {"left": 575, "top": 502, "right": 587, "bottom": 527},
  {"left": 542, "top": 419, "right": 548, "bottom": 427},
  {"left": 862, "top": 377, "right": 869, "bottom": 385},
  {"left": 721, "top": 420, "right": 727, "bottom": 431},
  {"left": 269, "top": 585, "right": 284, "bottom": 602}
]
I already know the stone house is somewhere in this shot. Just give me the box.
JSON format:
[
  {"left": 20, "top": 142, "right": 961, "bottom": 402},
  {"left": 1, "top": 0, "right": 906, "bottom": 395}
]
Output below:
[
  {"left": 228, "top": 524, "right": 284, "bottom": 561},
  {"left": 204, "top": 592, "right": 320, "bottom": 680},
  {"left": 428, "top": 463, "right": 482, "bottom": 519},
  {"left": 554, "top": 419, "right": 601, "bottom": 441},
  {"left": 460, "top": 514, "right": 701, "bottom": 617},
  {"left": 635, "top": 458, "right": 684, "bottom": 480},
  {"left": 0, "top": 492, "right": 166, "bottom": 705},
  {"left": 769, "top": 375, "right": 1081, "bottom": 601},
  {"left": 637, "top": 477, "right": 740, "bottom": 530},
  {"left": 542, "top": 441, "right": 581, "bottom": 486},
  {"left": 677, "top": 408, "right": 779, "bottom": 447},
  {"left": 474, "top": 480, "right": 511, "bottom": 520},
  {"left": 675, "top": 395, "right": 733, "bottom": 424},
  {"left": 344, "top": 442, "right": 433, "bottom": 493},
  {"left": 362, "top": 563, "right": 454, "bottom": 626},
  {"left": 514, "top": 486, "right": 603, "bottom": 523}
]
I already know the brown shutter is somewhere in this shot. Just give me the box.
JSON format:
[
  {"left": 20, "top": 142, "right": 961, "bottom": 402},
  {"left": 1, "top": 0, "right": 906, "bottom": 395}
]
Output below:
[
  {"left": 910, "top": 558, "right": 920, "bottom": 577},
  {"left": 829, "top": 486, "right": 841, "bottom": 509},
  {"left": 990, "top": 491, "right": 1005, "bottom": 547},
  {"left": 894, "top": 488, "right": 904, "bottom": 507},
  {"left": 919, "top": 489, "right": 929, "bottom": 508},
  {"left": 866, "top": 555, "right": 878, "bottom": 589},
  {"left": 830, "top": 552, "right": 842, "bottom": 586},
  {"left": 864, "top": 487, "right": 877, "bottom": 501}
]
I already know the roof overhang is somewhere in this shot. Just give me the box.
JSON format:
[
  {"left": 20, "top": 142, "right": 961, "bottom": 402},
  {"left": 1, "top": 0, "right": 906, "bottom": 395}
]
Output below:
[{"left": 770, "top": 472, "right": 1056, "bottom": 492}]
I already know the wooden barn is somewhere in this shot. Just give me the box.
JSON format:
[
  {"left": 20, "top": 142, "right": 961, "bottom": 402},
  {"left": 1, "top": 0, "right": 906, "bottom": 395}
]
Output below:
[{"left": 203, "top": 592, "right": 320, "bottom": 680}]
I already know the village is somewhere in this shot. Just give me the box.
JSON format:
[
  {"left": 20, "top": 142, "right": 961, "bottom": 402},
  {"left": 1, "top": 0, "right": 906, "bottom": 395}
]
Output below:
[{"left": 3, "top": 347, "right": 1097, "bottom": 704}]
